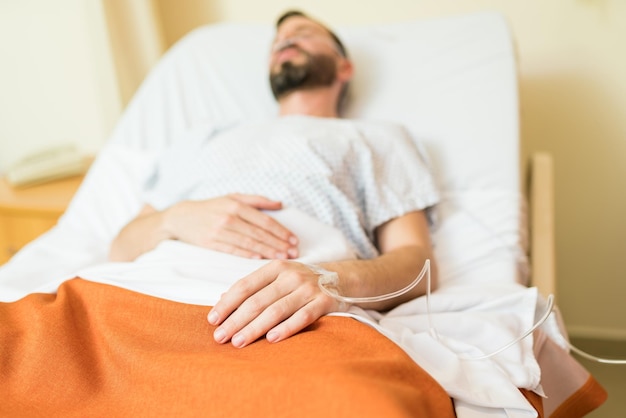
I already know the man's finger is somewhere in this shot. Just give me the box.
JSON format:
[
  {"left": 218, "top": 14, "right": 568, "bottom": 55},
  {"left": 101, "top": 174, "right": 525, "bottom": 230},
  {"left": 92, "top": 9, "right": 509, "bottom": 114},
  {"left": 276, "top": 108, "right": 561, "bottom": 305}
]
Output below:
[
  {"left": 214, "top": 280, "right": 294, "bottom": 346},
  {"left": 228, "top": 293, "right": 312, "bottom": 348},
  {"left": 237, "top": 204, "right": 298, "bottom": 245},
  {"left": 209, "top": 262, "right": 284, "bottom": 327},
  {"left": 229, "top": 194, "right": 283, "bottom": 210},
  {"left": 227, "top": 217, "right": 298, "bottom": 258},
  {"left": 265, "top": 298, "right": 329, "bottom": 343}
]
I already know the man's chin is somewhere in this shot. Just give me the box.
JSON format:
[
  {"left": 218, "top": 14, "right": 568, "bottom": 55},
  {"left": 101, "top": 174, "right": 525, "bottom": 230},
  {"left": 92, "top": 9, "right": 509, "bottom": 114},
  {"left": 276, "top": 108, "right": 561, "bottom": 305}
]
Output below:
[{"left": 271, "top": 58, "right": 306, "bottom": 75}]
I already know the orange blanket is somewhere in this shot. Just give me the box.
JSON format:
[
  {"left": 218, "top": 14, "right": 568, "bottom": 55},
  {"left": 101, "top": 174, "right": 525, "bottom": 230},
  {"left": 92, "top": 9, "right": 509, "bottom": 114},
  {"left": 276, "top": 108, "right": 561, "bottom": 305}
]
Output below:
[{"left": 1, "top": 278, "right": 456, "bottom": 417}]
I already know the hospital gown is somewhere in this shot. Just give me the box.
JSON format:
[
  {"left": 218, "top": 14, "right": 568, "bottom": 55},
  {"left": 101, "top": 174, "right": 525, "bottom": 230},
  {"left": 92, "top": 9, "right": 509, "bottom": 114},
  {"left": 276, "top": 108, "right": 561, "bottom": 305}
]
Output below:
[{"left": 143, "top": 115, "right": 439, "bottom": 259}]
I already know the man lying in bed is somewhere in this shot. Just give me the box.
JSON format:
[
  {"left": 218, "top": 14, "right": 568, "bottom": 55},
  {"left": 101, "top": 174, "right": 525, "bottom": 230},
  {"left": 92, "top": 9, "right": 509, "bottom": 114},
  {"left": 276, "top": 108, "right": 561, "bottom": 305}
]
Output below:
[{"left": 109, "top": 10, "right": 439, "bottom": 349}]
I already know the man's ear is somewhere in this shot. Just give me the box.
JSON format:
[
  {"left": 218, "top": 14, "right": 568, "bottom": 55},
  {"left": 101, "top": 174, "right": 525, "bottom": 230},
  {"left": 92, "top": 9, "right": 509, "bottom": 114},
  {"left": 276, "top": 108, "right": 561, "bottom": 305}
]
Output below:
[{"left": 337, "top": 58, "right": 354, "bottom": 83}]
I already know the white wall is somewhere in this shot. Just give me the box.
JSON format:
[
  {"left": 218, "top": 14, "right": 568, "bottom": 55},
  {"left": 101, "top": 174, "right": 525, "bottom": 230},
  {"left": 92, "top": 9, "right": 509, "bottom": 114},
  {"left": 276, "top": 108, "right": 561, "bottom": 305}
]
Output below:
[{"left": 0, "top": 0, "right": 121, "bottom": 172}]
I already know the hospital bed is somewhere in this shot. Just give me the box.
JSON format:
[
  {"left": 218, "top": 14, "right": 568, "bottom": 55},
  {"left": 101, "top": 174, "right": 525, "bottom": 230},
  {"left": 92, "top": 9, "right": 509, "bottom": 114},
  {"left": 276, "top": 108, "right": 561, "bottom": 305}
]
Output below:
[{"left": 0, "top": 11, "right": 607, "bottom": 417}]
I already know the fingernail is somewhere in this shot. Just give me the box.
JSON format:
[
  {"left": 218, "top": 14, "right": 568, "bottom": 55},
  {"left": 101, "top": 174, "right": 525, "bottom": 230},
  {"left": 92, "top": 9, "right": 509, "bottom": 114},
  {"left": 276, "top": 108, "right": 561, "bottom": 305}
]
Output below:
[
  {"left": 267, "top": 331, "right": 279, "bottom": 343},
  {"left": 232, "top": 334, "right": 245, "bottom": 348},
  {"left": 208, "top": 310, "right": 219, "bottom": 324},
  {"left": 214, "top": 328, "right": 226, "bottom": 343},
  {"left": 275, "top": 252, "right": 287, "bottom": 259},
  {"left": 289, "top": 236, "right": 298, "bottom": 245},
  {"left": 287, "top": 248, "right": 298, "bottom": 258}
]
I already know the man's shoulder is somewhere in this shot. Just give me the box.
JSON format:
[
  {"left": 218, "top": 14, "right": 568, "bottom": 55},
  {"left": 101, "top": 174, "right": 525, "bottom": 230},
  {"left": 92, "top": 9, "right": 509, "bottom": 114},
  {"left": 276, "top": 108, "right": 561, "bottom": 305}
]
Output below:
[
  {"left": 344, "top": 117, "right": 406, "bottom": 132},
  {"left": 343, "top": 118, "right": 411, "bottom": 141}
]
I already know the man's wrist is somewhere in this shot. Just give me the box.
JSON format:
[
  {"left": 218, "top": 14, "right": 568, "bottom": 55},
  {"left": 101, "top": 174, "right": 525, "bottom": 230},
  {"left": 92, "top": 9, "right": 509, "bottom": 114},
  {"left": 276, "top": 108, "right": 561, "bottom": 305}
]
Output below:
[{"left": 159, "top": 203, "right": 180, "bottom": 241}]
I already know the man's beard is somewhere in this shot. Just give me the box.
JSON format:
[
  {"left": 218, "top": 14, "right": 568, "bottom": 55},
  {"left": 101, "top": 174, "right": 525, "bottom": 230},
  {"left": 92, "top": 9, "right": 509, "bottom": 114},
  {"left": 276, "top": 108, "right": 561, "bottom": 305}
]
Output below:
[{"left": 269, "top": 48, "right": 338, "bottom": 100}]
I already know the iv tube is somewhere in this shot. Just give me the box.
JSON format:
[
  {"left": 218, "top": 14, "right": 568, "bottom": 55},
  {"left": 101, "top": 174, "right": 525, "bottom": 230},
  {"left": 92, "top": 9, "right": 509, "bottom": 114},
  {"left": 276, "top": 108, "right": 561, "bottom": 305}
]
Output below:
[
  {"left": 316, "top": 259, "right": 431, "bottom": 304},
  {"left": 315, "top": 260, "right": 626, "bottom": 364}
]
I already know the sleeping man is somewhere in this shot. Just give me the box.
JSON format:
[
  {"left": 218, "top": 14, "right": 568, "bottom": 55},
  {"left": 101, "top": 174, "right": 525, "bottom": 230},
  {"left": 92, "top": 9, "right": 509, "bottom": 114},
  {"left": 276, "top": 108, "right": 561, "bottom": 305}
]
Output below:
[{"left": 108, "top": 10, "right": 440, "bottom": 348}]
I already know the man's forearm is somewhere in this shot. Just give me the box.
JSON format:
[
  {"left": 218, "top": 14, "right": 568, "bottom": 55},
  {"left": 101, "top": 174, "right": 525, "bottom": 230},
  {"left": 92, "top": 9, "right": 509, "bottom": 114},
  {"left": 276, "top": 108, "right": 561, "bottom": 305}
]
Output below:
[
  {"left": 319, "top": 245, "right": 437, "bottom": 311},
  {"left": 109, "top": 207, "right": 172, "bottom": 262}
]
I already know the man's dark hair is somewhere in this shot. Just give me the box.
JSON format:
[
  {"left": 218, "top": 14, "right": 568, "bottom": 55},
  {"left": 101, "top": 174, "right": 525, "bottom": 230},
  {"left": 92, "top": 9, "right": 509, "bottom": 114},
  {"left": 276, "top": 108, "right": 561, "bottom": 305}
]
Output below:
[{"left": 275, "top": 10, "right": 348, "bottom": 58}]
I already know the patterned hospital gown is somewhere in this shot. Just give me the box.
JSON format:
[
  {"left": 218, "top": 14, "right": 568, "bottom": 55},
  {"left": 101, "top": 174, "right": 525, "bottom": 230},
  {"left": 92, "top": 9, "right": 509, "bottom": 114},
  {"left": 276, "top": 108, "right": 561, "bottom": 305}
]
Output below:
[{"left": 143, "top": 115, "right": 439, "bottom": 259}]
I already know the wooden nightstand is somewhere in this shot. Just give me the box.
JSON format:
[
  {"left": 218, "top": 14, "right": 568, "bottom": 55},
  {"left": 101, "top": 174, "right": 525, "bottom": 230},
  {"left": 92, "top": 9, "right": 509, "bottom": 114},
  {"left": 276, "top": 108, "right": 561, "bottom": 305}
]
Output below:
[{"left": 0, "top": 175, "right": 84, "bottom": 265}]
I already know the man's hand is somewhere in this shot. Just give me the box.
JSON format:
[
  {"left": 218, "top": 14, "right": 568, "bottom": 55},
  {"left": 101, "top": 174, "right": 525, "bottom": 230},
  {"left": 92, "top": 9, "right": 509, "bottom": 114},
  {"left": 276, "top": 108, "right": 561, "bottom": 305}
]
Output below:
[
  {"left": 166, "top": 194, "right": 299, "bottom": 259},
  {"left": 205, "top": 210, "right": 437, "bottom": 348},
  {"left": 207, "top": 261, "right": 342, "bottom": 348},
  {"left": 109, "top": 194, "right": 299, "bottom": 262}
]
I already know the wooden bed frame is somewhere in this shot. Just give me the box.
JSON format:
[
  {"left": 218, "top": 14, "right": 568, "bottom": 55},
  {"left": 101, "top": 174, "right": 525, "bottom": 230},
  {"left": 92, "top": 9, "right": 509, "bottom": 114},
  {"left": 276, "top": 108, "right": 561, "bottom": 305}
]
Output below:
[{"left": 529, "top": 152, "right": 556, "bottom": 299}]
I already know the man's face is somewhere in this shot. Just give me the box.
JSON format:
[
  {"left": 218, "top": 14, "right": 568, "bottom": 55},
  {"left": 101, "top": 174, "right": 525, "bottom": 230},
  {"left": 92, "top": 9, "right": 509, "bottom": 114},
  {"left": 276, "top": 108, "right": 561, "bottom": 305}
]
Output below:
[{"left": 269, "top": 16, "right": 343, "bottom": 99}]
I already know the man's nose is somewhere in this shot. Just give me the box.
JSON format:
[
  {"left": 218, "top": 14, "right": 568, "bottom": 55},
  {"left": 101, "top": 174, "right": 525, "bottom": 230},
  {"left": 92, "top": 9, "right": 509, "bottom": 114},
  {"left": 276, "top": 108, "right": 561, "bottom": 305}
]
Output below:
[{"left": 273, "top": 37, "right": 299, "bottom": 53}]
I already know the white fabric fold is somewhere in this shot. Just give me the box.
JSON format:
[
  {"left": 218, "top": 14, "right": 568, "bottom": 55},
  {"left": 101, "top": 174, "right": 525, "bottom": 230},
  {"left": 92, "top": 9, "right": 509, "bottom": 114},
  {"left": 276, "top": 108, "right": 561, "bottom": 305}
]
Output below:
[{"left": 335, "top": 283, "right": 542, "bottom": 417}]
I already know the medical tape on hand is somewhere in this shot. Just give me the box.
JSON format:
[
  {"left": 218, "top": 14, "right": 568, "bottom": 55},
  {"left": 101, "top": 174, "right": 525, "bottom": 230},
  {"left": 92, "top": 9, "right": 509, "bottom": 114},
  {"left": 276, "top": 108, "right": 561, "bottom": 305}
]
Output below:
[
  {"left": 306, "top": 264, "right": 350, "bottom": 311},
  {"left": 307, "top": 264, "right": 340, "bottom": 288}
]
